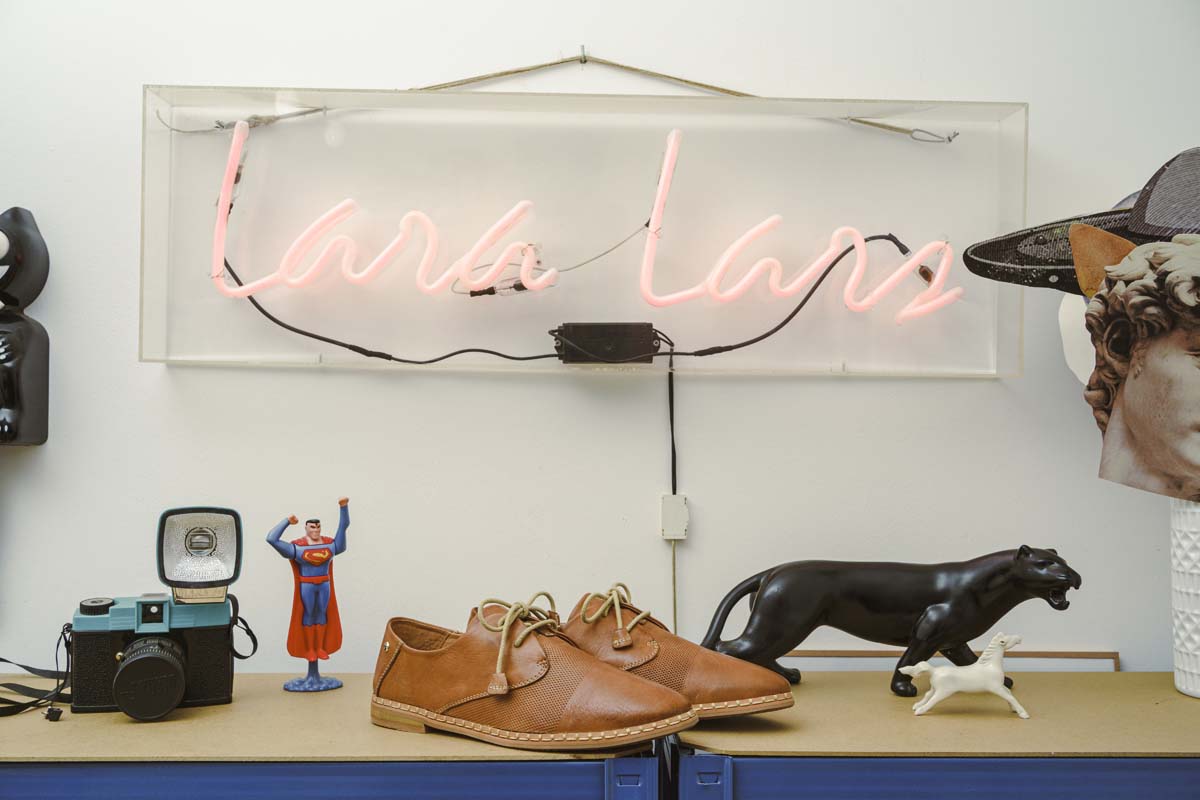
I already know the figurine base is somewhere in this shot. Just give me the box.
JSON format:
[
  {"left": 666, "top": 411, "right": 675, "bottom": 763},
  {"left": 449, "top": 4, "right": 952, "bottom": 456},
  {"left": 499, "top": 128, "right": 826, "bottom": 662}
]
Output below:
[{"left": 283, "top": 661, "right": 342, "bottom": 692}]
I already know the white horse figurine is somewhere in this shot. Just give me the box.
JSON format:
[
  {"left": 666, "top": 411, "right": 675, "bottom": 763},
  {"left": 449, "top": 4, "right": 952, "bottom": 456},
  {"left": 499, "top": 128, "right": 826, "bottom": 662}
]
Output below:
[{"left": 899, "top": 632, "right": 1029, "bottom": 718}]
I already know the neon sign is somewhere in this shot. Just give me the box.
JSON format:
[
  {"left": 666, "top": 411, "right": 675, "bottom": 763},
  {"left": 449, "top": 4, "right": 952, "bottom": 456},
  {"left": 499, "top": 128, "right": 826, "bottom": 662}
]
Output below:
[{"left": 212, "top": 120, "right": 962, "bottom": 323}]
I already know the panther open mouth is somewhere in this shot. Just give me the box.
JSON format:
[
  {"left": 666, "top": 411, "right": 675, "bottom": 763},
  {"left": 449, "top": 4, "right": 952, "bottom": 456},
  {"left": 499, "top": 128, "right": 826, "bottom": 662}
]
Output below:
[{"left": 1047, "top": 588, "right": 1070, "bottom": 609}]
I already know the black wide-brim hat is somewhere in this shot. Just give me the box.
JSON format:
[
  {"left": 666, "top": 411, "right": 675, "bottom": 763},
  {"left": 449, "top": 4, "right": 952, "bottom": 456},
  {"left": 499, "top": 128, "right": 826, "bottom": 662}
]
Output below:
[{"left": 963, "top": 148, "right": 1200, "bottom": 295}]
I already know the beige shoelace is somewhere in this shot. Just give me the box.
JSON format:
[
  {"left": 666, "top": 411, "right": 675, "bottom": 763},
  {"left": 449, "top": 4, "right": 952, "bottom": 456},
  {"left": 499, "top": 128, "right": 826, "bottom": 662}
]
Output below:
[
  {"left": 477, "top": 591, "right": 559, "bottom": 695},
  {"left": 580, "top": 582, "right": 651, "bottom": 650}
]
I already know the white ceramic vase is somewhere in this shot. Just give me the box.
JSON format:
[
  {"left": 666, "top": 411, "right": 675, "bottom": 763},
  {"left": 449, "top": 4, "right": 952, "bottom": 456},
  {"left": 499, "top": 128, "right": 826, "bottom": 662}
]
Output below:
[{"left": 1170, "top": 499, "right": 1200, "bottom": 697}]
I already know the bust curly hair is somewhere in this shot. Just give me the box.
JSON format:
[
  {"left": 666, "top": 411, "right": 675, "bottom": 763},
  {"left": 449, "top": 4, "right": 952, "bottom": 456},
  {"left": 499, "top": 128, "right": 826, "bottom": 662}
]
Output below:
[{"left": 1084, "top": 234, "right": 1200, "bottom": 432}]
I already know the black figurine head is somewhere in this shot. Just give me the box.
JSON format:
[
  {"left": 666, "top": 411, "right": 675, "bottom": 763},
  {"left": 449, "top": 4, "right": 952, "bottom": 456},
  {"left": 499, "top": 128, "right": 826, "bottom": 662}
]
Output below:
[
  {"left": 1011, "top": 545, "right": 1082, "bottom": 610},
  {"left": 0, "top": 207, "right": 50, "bottom": 310}
]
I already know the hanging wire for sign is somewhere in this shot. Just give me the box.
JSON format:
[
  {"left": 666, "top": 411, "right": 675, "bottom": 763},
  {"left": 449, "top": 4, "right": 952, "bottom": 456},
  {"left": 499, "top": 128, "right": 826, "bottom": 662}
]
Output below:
[
  {"left": 153, "top": 51, "right": 958, "bottom": 145},
  {"left": 846, "top": 117, "right": 959, "bottom": 144},
  {"left": 155, "top": 106, "right": 328, "bottom": 135}
]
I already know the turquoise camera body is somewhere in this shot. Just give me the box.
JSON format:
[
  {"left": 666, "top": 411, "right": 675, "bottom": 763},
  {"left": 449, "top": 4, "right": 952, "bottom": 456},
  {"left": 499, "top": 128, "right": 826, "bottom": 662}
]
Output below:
[{"left": 69, "top": 507, "right": 251, "bottom": 720}]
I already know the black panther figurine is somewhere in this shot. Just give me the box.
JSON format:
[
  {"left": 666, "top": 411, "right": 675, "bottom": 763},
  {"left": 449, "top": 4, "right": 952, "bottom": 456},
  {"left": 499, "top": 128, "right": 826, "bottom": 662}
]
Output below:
[
  {"left": 0, "top": 207, "right": 50, "bottom": 445},
  {"left": 700, "top": 546, "right": 1082, "bottom": 697}
]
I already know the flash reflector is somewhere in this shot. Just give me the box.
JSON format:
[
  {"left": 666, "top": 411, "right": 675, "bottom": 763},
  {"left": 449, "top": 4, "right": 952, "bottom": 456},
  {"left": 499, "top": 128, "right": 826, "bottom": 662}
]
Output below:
[{"left": 157, "top": 507, "right": 242, "bottom": 604}]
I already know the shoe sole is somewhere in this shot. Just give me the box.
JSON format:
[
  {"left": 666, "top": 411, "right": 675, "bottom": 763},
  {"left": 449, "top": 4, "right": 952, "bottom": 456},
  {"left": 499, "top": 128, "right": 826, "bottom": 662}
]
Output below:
[
  {"left": 692, "top": 691, "right": 794, "bottom": 719},
  {"left": 370, "top": 695, "right": 699, "bottom": 751}
]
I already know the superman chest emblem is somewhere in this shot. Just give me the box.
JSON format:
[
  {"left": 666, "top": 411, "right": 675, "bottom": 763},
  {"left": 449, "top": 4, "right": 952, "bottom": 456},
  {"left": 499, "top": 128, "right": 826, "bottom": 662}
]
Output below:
[{"left": 301, "top": 547, "right": 332, "bottom": 566}]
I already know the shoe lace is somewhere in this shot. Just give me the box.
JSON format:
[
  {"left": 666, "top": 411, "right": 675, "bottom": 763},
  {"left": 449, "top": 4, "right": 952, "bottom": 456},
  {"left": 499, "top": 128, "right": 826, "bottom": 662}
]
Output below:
[
  {"left": 477, "top": 591, "right": 560, "bottom": 695},
  {"left": 580, "top": 582, "right": 651, "bottom": 650}
]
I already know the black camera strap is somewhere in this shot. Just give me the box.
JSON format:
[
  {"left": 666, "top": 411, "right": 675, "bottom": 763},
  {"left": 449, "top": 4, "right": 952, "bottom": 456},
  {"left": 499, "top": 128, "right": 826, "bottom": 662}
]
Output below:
[
  {"left": 227, "top": 593, "right": 258, "bottom": 660},
  {"left": 0, "top": 623, "right": 72, "bottom": 718}
]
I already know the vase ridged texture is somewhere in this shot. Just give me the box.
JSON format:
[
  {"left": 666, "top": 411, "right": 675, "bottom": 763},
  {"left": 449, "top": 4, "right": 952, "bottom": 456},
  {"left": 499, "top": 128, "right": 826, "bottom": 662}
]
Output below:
[{"left": 1171, "top": 499, "right": 1200, "bottom": 698}]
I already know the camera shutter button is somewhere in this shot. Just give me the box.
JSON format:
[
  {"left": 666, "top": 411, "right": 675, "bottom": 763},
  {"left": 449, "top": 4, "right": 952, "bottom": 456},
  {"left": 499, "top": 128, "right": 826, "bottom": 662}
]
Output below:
[{"left": 79, "top": 597, "right": 115, "bottom": 616}]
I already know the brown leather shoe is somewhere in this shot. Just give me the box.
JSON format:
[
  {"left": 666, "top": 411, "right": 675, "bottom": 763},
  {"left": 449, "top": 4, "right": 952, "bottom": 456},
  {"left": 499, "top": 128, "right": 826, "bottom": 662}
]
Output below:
[
  {"left": 562, "top": 584, "right": 794, "bottom": 719},
  {"left": 370, "top": 593, "right": 698, "bottom": 750}
]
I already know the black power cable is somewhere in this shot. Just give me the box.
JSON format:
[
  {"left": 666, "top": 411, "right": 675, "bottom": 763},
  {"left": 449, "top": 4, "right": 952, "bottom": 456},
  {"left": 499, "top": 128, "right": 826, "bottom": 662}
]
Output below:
[
  {"left": 542, "top": 233, "right": 911, "bottom": 365},
  {"left": 223, "top": 260, "right": 560, "bottom": 365},
  {"left": 687, "top": 233, "right": 910, "bottom": 357},
  {"left": 225, "top": 234, "right": 911, "bottom": 367},
  {"left": 657, "top": 329, "right": 680, "bottom": 633}
]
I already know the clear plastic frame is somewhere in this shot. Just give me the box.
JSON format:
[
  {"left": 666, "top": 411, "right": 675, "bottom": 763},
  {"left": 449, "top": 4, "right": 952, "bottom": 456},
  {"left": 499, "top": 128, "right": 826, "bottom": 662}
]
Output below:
[{"left": 141, "top": 86, "right": 1026, "bottom": 376}]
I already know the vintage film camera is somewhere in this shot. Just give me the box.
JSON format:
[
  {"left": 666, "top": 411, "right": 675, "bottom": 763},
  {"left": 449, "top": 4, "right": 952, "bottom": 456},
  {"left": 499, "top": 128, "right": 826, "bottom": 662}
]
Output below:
[{"left": 70, "top": 507, "right": 256, "bottom": 721}]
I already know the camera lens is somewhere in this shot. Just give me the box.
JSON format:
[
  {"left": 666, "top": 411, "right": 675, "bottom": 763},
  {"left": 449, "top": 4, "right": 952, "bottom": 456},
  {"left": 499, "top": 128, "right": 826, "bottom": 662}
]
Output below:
[{"left": 112, "top": 636, "right": 187, "bottom": 721}]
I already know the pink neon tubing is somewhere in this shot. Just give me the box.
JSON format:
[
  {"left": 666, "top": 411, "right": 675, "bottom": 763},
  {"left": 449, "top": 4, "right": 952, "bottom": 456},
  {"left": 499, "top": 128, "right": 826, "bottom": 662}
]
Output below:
[
  {"left": 210, "top": 121, "right": 277, "bottom": 298},
  {"left": 446, "top": 201, "right": 550, "bottom": 293},
  {"left": 705, "top": 215, "right": 793, "bottom": 302},
  {"left": 212, "top": 122, "right": 364, "bottom": 296},
  {"left": 212, "top": 121, "right": 543, "bottom": 299},
  {"left": 519, "top": 245, "right": 557, "bottom": 291},
  {"left": 842, "top": 236, "right": 963, "bottom": 323},
  {"left": 279, "top": 200, "right": 360, "bottom": 288},
  {"left": 640, "top": 129, "right": 707, "bottom": 307},
  {"left": 350, "top": 211, "right": 441, "bottom": 289},
  {"left": 638, "top": 131, "right": 961, "bottom": 321},
  {"left": 345, "top": 211, "right": 439, "bottom": 286},
  {"left": 212, "top": 120, "right": 962, "bottom": 322}
]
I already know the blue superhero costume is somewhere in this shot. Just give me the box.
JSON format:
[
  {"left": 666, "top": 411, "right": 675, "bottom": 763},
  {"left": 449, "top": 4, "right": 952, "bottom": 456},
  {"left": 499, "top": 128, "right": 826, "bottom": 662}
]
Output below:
[{"left": 267, "top": 504, "right": 348, "bottom": 661}]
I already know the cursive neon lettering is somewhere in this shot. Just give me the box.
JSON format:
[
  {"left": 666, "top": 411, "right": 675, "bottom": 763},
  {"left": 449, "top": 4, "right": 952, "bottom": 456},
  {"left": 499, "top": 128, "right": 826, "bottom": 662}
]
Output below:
[
  {"left": 842, "top": 238, "right": 963, "bottom": 322},
  {"left": 210, "top": 121, "right": 540, "bottom": 300},
  {"left": 278, "top": 200, "right": 359, "bottom": 288},
  {"left": 211, "top": 121, "right": 964, "bottom": 323},
  {"left": 640, "top": 130, "right": 963, "bottom": 321},
  {"left": 348, "top": 211, "right": 439, "bottom": 286},
  {"left": 639, "top": 129, "right": 705, "bottom": 307}
]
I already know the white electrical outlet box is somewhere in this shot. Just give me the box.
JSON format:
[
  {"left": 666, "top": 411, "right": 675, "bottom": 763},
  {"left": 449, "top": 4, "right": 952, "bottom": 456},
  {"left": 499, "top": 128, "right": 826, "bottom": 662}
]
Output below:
[{"left": 661, "top": 494, "right": 689, "bottom": 540}]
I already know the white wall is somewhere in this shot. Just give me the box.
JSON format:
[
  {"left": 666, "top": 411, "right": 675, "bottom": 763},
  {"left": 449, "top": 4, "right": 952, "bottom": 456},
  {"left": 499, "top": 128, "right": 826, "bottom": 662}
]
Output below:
[{"left": 2, "top": 0, "right": 1197, "bottom": 675}]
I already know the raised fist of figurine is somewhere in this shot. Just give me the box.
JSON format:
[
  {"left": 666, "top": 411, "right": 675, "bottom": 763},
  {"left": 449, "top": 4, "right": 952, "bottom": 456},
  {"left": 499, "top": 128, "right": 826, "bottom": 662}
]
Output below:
[
  {"left": 288, "top": 515, "right": 299, "bottom": 525},
  {"left": 338, "top": 497, "right": 349, "bottom": 507}
]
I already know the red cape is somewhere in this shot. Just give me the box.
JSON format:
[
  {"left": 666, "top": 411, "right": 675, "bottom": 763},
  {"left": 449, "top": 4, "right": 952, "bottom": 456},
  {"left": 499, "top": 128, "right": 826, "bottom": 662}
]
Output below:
[{"left": 286, "top": 536, "right": 343, "bottom": 658}]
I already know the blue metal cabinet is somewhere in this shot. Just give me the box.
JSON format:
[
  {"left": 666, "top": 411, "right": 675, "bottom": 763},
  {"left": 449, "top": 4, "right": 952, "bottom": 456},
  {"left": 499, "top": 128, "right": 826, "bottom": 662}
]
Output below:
[
  {"left": 0, "top": 757, "right": 659, "bottom": 800},
  {"left": 678, "top": 754, "right": 1200, "bottom": 800}
]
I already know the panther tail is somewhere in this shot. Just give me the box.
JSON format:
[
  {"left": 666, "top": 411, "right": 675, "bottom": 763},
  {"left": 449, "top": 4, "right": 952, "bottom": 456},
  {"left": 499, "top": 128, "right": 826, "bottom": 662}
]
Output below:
[
  {"left": 899, "top": 662, "right": 931, "bottom": 678},
  {"left": 699, "top": 570, "right": 768, "bottom": 649}
]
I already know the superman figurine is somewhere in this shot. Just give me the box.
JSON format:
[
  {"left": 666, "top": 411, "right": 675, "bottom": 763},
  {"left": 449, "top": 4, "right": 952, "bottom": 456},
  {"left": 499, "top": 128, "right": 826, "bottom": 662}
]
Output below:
[{"left": 266, "top": 496, "right": 350, "bottom": 692}]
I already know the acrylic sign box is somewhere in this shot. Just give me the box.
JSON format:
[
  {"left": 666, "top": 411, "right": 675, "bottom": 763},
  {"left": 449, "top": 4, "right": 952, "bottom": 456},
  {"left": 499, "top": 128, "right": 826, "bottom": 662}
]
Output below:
[{"left": 141, "top": 86, "right": 1026, "bottom": 376}]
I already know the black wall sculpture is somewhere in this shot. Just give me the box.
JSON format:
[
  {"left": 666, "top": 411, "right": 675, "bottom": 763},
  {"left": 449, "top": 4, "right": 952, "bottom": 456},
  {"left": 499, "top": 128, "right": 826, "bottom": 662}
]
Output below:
[{"left": 0, "top": 207, "right": 49, "bottom": 445}]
